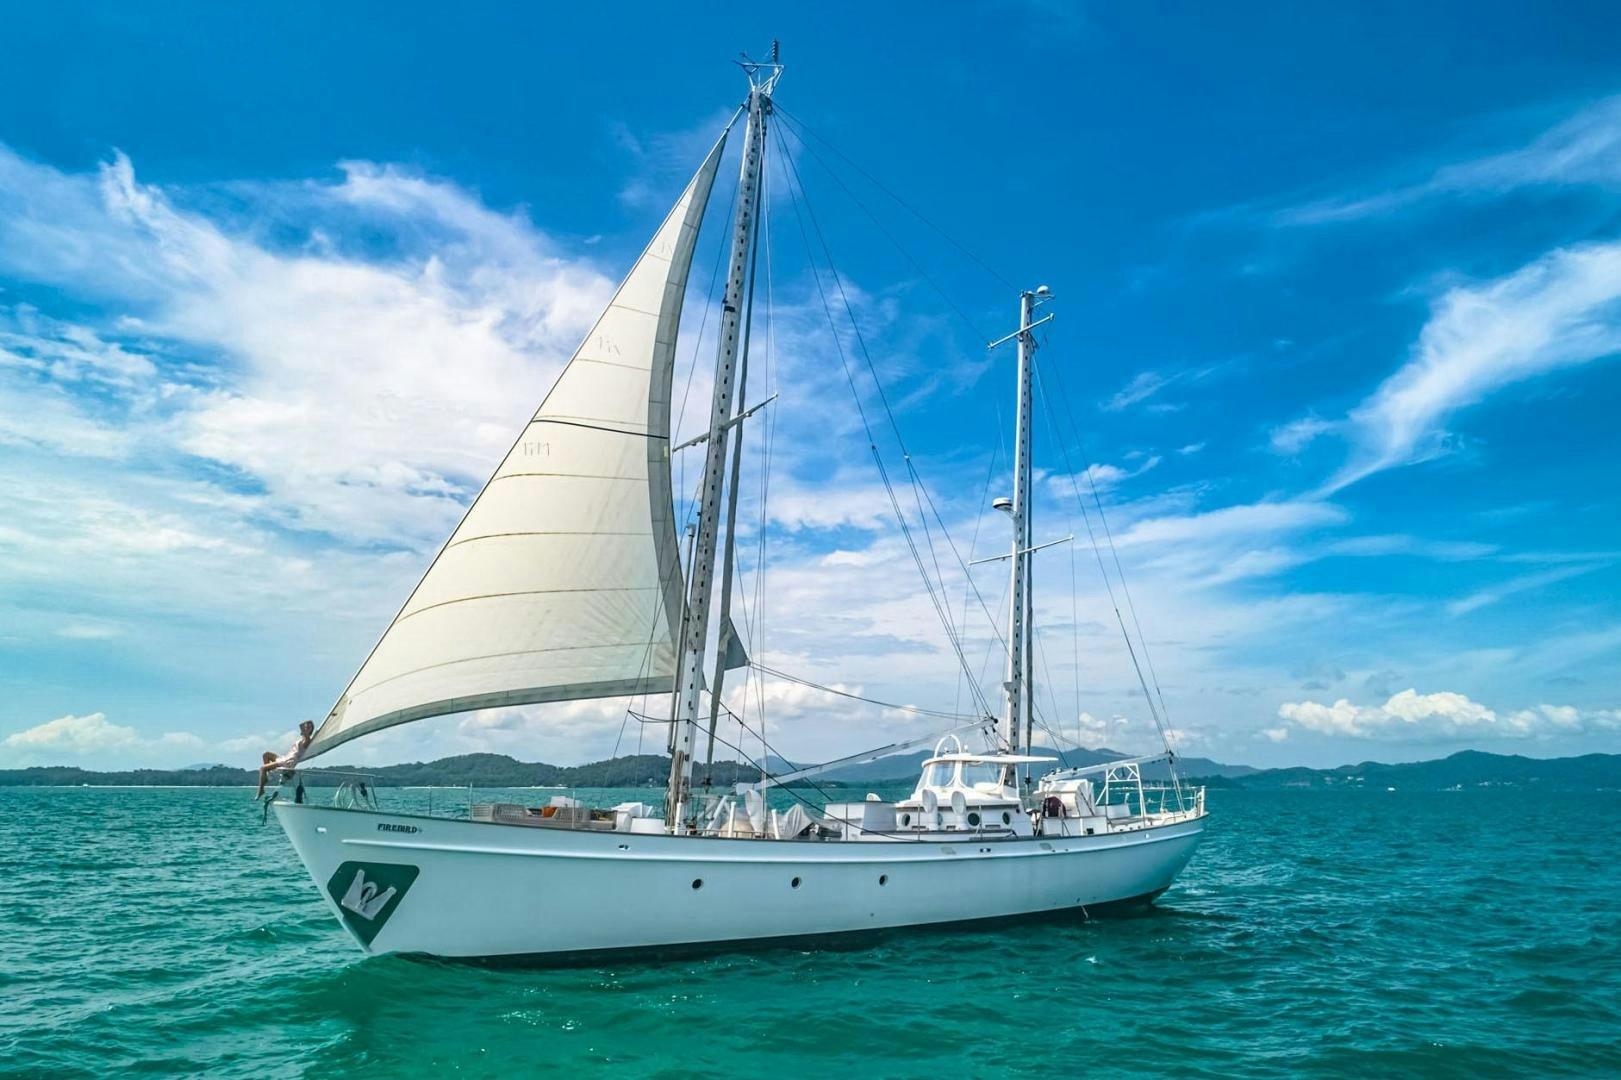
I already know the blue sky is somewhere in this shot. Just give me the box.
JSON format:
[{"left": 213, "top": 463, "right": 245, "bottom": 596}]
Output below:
[{"left": 2, "top": 2, "right": 1618, "bottom": 771}]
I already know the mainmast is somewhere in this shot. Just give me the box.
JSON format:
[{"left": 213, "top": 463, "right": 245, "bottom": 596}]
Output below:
[{"left": 666, "top": 50, "right": 781, "bottom": 830}]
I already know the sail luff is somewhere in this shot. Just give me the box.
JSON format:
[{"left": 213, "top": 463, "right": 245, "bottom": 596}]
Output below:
[
  {"left": 301, "top": 125, "right": 733, "bottom": 762},
  {"left": 700, "top": 137, "right": 766, "bottom": 783},
  {"left": 665, "top": 81, "right": 773, "bottom": 827}
]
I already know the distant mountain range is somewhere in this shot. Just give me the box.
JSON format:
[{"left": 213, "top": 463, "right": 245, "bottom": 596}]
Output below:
[
  {"left": 1220, "top": 749, "right": 1621, "bottom": 790},
  {"left": 2, "top": 748, "right": 1617, "bottom": 790}
]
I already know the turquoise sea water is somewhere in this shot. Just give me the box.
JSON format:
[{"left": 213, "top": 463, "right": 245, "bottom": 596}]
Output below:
[{"left": 3, "top": 786, "right": 1619, "bottom": 1077}]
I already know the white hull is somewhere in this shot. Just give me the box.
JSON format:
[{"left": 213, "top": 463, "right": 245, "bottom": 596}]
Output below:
[{"left": 275, "top": 801, "right": 1204, "bottom": 960}]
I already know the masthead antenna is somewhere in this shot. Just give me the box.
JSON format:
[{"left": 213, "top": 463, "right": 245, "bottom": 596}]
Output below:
[{"left": 736, "top": 40, "right": 785, "bottom": 94}]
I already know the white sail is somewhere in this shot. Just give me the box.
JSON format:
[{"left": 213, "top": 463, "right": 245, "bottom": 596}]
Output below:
[{"left": 305, "top": 134, "right": 729, "bottom": 758}]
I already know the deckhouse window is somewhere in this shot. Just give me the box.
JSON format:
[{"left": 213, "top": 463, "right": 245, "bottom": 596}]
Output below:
[
  {"left": 960, "top": 762, "right": 1000, "bottom": 789},
  {"left": 926, "top": 763, "right": 958, "bottom": 788}
]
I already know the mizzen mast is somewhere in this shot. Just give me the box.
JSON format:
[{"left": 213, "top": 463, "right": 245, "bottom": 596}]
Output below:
[
  {"left": 666, "top": 48, "right": 781, "bottom": 830},
  {"left": 990, "top": 287, "right": 1054, "bottom": 781}
]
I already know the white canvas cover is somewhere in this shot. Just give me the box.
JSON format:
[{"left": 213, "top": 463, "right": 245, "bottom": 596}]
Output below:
[{"left": 305, "top": 134, "right": 728, "bottom": 759}]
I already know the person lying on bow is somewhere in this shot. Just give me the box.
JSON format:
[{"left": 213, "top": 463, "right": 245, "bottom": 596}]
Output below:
[{"left": 255, "top": 720, "right": 315, "bottom": 799}]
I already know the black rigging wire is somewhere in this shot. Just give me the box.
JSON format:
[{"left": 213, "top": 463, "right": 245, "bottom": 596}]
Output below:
[
  {"left": 749, "top": 663, "right": 980, "bottom": 721},
  {"left": 773, "top": 123, "right": 996, "bottom": 719},
  {"left": 773, "top": 104, "right": 1019, "bottom": 294},
  {"left": 775, "top": 124, "right": 1016, "bottom": 687},
  {"left": 1030, "top": 349, "right": 1176, "bottom": 759},
  {"left": 1042, "top": 353, "right": 1179, "bottom": 740},
  {"left": 775, "top": 115, "right": 992, "bottom": 344},
  {"left": 773, "top": 108, "right": 1182, "bottom": 779}
]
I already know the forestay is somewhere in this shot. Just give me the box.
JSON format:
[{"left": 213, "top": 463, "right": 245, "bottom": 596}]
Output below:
[{"left": 304, "top": 133, "right": 729, "bottom": 759}]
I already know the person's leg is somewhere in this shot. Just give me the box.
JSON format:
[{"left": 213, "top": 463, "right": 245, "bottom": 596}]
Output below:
[{"left": 256, "top": 752, "right": 277, "bottom": 798}]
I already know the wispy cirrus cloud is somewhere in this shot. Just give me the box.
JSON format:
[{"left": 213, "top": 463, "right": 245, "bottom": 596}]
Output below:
[
  {"left": 1282, "top": 94, "right": 1621, "bottom": 225},
  {"left": 1445, "top": 563, "right": 1604, "bottom": 617},
  {"left": 1101, "top": 370, "right": 1171, "bottom": 411},
  {"left": 1316, "top": 239, "right": 1621, "bottom": 492}
]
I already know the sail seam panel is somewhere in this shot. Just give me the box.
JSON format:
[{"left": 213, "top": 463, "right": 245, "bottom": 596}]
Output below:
[
  {"left": 311, "top": 675, "right": 676, "bottom": 760},
  {"left": 303, "top": 120, "right": 736, "bottom": 762},
  {"left": 445, "top": 530, "right": 650, "bottom": 550},
  {"left": 394, "top": 585, "right": 662, "bottom": 625},
  {"left": 353, "top": 641, "right": 677, "bottom": 697}
]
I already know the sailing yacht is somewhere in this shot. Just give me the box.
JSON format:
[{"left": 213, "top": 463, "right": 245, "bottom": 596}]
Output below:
[{"left": 272, "top": 49, "right": 1206, "bottom": 960}]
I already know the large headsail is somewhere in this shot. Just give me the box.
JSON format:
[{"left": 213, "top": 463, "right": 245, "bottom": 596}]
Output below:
[{"left": 304, "top": 132, "right": 730, "bottom": 760}]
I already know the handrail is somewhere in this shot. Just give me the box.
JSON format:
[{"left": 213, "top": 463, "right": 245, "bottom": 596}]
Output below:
[
  {"left": 1041, "top": 751, "right": 1173, "bottom": 781},
  {"left": 287, "top": 767, "right": 385, "bottom": 784}
]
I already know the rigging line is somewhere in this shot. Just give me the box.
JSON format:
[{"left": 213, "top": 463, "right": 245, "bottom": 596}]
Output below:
[
  {"left": 1030, "top": 353, "right": 1173, "bottom": 756},
  {"left": 704, "top": 703, "right": 1006, "bottom": 844},
  {"left": 775, "top": 117, "right": 991, "bottom": 344},
  {"left": 904, "top": 458, "right": 953, "bottom": 649},
  {"left": 749, "top": 154, "right": 779, "bottom": 768},
  {"left": 771, "top": 127, "right": 881, "bottom": 440},
  {"left": 777, "top": 125, "right": 1012, "bottom": 671},
  {"left": 673, "top": 158, "right": 743, "bottom": 526},
  {"left": 1069, "top": 503, "right": 1084, "bottom": 752},
  {"left": 743, "top": 148, "right": 778, "bottom": 766},
  {"left": 749, "top": 663, "right": 982, "bottom": 721},
  {"left": 906, "top": 370, "right": 1020, "bottom": 676},
  {"left": 703, "top": 112, "right": 771, "bottom": 785},
  {"left": 874, "top": 450, "right": 997, "bottom": 719},
  {"left": 620, "top": 399, "right": 721, "bottom": 763},
  {"left": 1031, "top": 623, "right": 1072, "bottom": 768},
  {"left": 774, "top": 125, "right": 993, "bottom": 718},
  {"left": 976, "top": 572, "right": 1012, "bottom": 702},
  {"left": 1045, "top": 357, "right": 1176, "bottom": 739},
  {"left": 775, "top": 125, "right": 911, "bottom": 456},
  {"left": 1042, "top": 358, "right": 1183, "bottom": 802},
  {"left": 773, "top": 104, "right": 1018, "bottom": 293},
  {"left": 956, "top": 436, "right": 1003, "bottom": 715},
  {"left": 533, "top": 419, "right": 670, "bottom": 440}
]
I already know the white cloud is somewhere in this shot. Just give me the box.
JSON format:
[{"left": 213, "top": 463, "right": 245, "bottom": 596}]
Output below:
[
  {"left": 0, "top": 144, "right": 615, "bottom": 546},
  {"left": 1322, "top": 240, "right": 1621, "bottom": 491},
  {"left": 1446, "top": 564, "right": 1601, "bottom": 617},
  {"left": 1101, "top": 370, "right": 1170, "bottom": 411},
  {"left": 1283, "top": 94, "right": 1621, "bottom": 224},
  {"left": 216, "top": 729, "right": 292, "bottom": 755},
  {"left": 1269, "top": 416, "right": 1337, "bottom": 455},
  {"left": 158, "top": 731, "right": 207, "bottom": 749},
  {"left": 55, "top": 622, "right": 123, "bottom": 640},
  {"left": 1049, "top": 456, "right": 1164, "bottom": 498},
  {"left": 1114, "top": 499, "right": 1346, "bottom": 549},
  {"left": 5, "top": 712, "right": 136, "bottom": 753},
  {"left": 1275, "top": 689, "right": 1621, "bottom": 741},
  {"left": 2, "top": 711, "right": 211, "bottom": 762},
  {"left": 764, "top": 474, "right": 893, "bottom": 532},
  {"left": 611, "top": 109, "right": 737, "bottom": 212}
]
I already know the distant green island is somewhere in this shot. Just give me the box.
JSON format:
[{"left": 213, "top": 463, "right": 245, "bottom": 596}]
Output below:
[{"left": 1, "top": 748, "right": 1617, "bottom": 791}]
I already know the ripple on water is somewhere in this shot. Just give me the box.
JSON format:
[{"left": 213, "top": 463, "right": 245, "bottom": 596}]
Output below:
[{"left": 5, "top": 787, "right": 1621, "bottom": 1077}]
